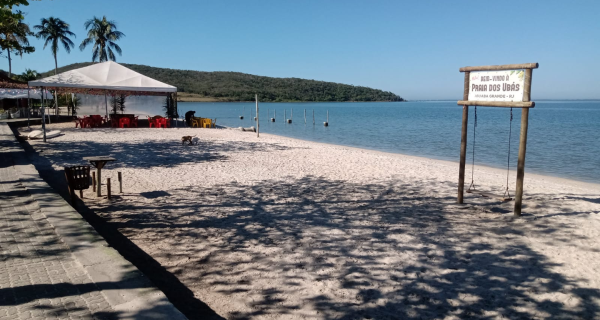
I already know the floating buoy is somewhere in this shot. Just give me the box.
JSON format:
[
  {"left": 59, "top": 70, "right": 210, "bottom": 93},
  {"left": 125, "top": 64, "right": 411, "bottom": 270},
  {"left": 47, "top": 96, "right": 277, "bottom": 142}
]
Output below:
[
  {"left": 324, "top": 122, "right": 329, "bottom": 127},
  {"left": 287, "top": 119, "right": 292, "bottom": 123},
  {"left": 239, "top": 116, "right": 244, "bottom": 119},
  {"left": 254, "top": 117, "right": 257, "bottom": 121},
  {"left": 270, "top": 118, "right": 275, "bottom": 122}
]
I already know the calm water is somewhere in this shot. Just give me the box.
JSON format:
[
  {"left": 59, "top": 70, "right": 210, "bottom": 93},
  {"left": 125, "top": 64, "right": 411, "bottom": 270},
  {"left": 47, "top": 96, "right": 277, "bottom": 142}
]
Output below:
[{"left": 176, "top": 101, "right": 600, "bottom": 184}]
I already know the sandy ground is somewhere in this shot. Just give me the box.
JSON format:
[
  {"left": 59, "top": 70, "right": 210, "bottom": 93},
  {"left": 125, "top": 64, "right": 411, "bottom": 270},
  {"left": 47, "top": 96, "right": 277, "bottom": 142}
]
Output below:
[{"left": 18, "top": 122, "right": 600, "bottom": 320}]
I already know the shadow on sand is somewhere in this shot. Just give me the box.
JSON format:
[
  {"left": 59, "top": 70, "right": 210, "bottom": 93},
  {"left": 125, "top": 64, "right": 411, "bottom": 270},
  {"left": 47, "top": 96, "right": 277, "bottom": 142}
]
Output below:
[{"left": 15, "top": 127, "right": 600, "bottom": 320}]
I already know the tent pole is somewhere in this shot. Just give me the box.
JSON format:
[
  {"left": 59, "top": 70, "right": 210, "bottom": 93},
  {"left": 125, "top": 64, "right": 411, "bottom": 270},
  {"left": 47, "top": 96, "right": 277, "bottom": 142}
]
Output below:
[
  {"left": 54, "top": 90, "right": 58, "bottom": 121},
  {"left": 174, "top": 93, "right": 177, "bottom": 127},
  {"left": 46, "top": 89, "right": 51, "bottom": 124},
  {"left": 104, "top": 93, "right": 108, "bottom": 120},
  {"left": 174, "top": 92, "right": 178, "bottom": 127},
  {"left": 27, "top": 86, "right": 30, "bottom": 130},
  {"left": 41, "top": 87, "right": 46, "bottom": 142}
]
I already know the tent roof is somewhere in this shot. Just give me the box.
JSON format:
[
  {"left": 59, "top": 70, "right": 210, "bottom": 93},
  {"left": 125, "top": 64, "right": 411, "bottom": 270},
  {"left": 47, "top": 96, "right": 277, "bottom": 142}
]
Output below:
[{"left": 29, "top": 61, "right": 177, "bottom": 93}]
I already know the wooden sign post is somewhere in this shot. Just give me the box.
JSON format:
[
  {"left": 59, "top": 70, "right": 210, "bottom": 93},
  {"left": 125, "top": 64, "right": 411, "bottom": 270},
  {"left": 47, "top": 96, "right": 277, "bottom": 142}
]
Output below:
[{"left": 457, "top": 63, "right": 538, "bottom": 217}]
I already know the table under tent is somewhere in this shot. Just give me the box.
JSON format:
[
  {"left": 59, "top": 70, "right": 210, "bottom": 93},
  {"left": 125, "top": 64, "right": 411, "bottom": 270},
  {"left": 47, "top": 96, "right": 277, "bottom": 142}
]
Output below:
[{"left": 28, "top": 61, "right": 178, "bottom": 135}]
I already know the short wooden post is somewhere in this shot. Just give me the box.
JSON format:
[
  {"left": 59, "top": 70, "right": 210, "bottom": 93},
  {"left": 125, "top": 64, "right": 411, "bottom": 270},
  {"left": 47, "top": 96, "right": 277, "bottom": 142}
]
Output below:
[
  {"left": 92, "top": 171, "right": 96, "bottom": 193},
  {"left": 107, "top": 178, "right": 111, "bottom": 199},
  {"left": 118, "top": 172, "right": 123, "bottom": 193},
  {"left": 514, "top": 69, "right": 533, "bottom": 216},
  {"left": 304, "top": 109, "right": 306, "bottom": 124},
  {"left": 96, "top": 169, "right": 101, "bottom": 197},
  {"left": 458, "top": 71, "right": 470, "bottom": 204},
  {"left": 312, "top": 109, "right": 315, "bottom": 125}
]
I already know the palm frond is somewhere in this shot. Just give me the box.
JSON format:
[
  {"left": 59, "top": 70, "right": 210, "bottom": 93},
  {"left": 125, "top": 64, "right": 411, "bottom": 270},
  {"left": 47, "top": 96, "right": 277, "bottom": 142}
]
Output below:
[
  {"left": 107, "top": 46, "right": 116, "bottom": 62},
  {"left": 79, "top": 37, "right": 92, "bottom": 50},
  {"left": 107, "top": 41, "right": 122, "bottom": 56},
  {"left": 42, "top": 37, "right": 52, "bottom": 49},
  {"left": 92, "top": 46, "right": 99, "bottom": 62},
  {"left": 60, "top": 38, "right": 72, "bottom": 53}
]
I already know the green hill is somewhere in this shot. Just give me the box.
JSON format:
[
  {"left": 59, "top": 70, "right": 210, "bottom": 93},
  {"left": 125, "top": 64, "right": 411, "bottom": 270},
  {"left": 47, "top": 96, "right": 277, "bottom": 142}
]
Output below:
[{"left": 40, "top": 63, "right": 404, "bottom": 102}]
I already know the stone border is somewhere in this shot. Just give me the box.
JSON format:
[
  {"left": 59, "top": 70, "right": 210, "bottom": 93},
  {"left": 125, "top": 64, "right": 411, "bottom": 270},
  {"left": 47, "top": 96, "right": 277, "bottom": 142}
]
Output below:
[{"left": 0, "top": 123, "right": 187, "bottom": 319}]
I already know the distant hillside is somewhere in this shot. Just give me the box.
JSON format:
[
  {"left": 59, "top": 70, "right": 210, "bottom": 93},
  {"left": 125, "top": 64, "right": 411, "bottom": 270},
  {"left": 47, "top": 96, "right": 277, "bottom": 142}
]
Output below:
[{"left": 40, "top": 63, "right": 404, "bottom": 102}]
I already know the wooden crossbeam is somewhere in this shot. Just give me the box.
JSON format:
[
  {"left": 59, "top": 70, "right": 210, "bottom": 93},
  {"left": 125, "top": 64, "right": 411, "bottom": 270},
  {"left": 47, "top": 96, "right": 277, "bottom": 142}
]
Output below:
[
  {"left": 460, "top": 63, "right": 539, "bottom": 72},
  {"left": 457, "top": 101, "right": 535, "bottom": 108}
]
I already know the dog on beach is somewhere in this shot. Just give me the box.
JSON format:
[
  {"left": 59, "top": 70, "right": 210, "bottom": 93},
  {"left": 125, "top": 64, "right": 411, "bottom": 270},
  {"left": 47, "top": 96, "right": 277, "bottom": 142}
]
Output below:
[
  {"left": 191, "top": 137, "right": 199, "bottom": 145},
  {"left": 181, "top": 135, "right": 195, "bottom": 145}
]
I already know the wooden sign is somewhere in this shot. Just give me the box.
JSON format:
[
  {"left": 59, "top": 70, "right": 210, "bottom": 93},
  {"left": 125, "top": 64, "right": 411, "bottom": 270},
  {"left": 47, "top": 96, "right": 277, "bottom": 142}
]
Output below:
[
  {"left": 456, "top": 62, "right": 538, "bottom": 217},
  {"left": 468, "top": 69, "right": 525, "bottom": 102}
]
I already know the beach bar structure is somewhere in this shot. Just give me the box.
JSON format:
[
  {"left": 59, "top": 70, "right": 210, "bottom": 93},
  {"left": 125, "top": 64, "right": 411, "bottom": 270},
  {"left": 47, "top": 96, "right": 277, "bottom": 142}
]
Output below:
[
  {"left": 29, "top": 61, "right": 178, "bottom": 139},
  {"left": 0, "top": 72, "right": 54, "bottom": 127},
  {"left": 457, "top": 63, "right": 538, "bottom": 217}
]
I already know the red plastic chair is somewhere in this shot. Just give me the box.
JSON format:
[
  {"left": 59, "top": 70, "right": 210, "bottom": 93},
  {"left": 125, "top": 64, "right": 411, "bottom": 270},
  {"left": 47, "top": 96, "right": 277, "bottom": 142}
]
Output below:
[
  {"left": 110, "top": 115, "right": 119, "bottom": 128},
  {"left": 130, "top": 116, "right": 138, "bottom": 128},
  {"left": 119, "top": 117, "right": 131, "bottom": 128},
  {"left": 156, "top": 117, "right": 167, "bottom": 128},
  {"left": 81, "top": 117, "right": 92, "bottom": 128},
  {"left": 74, "top": 117, "right": 85, "bottom": 128},
  {"left": 147, "top": 116, "right": 156, "bottom": 128},
  {"left": 90, "top": 115, "right": 104, "bottom": 127}
]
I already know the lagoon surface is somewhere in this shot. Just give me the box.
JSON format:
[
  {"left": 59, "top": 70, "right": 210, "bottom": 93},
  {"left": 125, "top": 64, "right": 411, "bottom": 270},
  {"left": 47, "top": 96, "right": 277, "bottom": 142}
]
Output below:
[{"left": 176, "top": 101, "right": 600, "bottom": 184}]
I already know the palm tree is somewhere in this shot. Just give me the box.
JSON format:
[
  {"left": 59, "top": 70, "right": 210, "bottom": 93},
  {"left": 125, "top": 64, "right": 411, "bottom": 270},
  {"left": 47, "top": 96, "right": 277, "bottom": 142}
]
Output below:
[
  {"left": 79, "top": 16, "right": 125, "bottom": 62},
  {"left": 33, "top": 17, "right": 76, "bottom": 75},
  {"left": 0, "top": 10, "right": 34, "bottom": 77},
  {"left": 16, "top": 68, "right": 38, "bottom": 81}
]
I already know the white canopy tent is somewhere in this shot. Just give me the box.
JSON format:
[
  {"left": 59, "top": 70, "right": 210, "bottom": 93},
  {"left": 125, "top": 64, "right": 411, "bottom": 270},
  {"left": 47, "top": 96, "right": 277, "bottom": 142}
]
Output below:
[
  {"left": 29, "top": 61, "right": 177, "bottom": 93},
  {"left": 29, "top": 61, "right": 178, "bottom": 118}
]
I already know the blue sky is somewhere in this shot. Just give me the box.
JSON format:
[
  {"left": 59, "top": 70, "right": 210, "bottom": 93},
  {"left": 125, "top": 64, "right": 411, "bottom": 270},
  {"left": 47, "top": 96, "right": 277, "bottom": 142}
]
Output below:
[{"left": 5, "top": 0, "right": 600, "bottom": 100}]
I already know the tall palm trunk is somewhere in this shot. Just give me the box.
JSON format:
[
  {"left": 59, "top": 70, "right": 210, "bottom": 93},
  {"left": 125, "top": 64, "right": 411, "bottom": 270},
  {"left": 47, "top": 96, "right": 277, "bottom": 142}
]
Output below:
[
  {"left": 7, "top": 50, "right": 12, "bottom": 78},
  {"left": 54, "top": 54, "right": 59, "bottom": 119},
  {"left": 53, "top": 91, "right": 57, "bottom": 119}
]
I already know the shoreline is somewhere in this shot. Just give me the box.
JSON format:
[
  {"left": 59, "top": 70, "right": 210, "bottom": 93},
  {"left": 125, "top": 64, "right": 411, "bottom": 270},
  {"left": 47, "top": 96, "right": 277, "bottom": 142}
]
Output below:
[{"left": 224, "top": 127, "right": 600, "bottom": 190}]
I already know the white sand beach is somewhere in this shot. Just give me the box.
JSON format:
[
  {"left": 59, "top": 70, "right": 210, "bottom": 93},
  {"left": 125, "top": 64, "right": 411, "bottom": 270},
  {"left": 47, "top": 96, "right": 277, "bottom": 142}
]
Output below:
[{"left": 19, "top": 123, "right": 600, "bottom": 319}]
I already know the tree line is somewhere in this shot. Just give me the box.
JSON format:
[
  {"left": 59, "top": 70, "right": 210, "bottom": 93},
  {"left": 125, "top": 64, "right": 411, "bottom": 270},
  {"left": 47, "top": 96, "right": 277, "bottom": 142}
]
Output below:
[{"left": 40, "top": 63, "right": 404, "bottom": 102}]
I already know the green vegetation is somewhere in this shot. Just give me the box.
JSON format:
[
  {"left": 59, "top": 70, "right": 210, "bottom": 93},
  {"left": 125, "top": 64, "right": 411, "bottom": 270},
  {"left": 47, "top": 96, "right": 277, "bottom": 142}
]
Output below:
[
  {"left": 14, "top": 67, "right": 37, "bottom": 81},
  {"left": 0, "top": 7, "right": 34, "bottom": 77},
  {"left": 110, "top": 94, "right": 126, "bottom": 114},
  {"left": 163, "top": 94, "right": 176, "bottom": 117},
  {"left": 34, "top": 17, "right": 76, "bottom": 75},
  {"left": 41, "top": 62, "right": 404, "bottom": 102},
  {"left": 57, "top": 93, "right": 80, "bottom": 116},
  {"left": 80, "top": 16, "right": 124, "bottom": 62}
]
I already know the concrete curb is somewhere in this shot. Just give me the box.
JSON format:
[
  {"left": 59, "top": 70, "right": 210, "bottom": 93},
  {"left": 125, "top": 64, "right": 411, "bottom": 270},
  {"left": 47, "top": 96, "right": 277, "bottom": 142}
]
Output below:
[{"left": 1, "top": 123, "right": 187, "bottom": 320}]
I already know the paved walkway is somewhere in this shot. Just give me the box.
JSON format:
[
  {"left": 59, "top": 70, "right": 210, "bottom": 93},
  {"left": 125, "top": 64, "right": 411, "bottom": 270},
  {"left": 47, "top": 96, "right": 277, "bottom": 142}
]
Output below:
[
  {"left": 0, "top": 156, "right": 112, "bottom": 319},
  {"left": 0, "top": 123, "right": 187, "bottom": 320}
]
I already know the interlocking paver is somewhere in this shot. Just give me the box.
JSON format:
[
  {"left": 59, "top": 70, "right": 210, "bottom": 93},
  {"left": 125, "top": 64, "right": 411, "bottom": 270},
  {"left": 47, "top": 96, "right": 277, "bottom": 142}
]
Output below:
[{"left": 0, "top": 152, "right": 113, "bottom": 319}]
